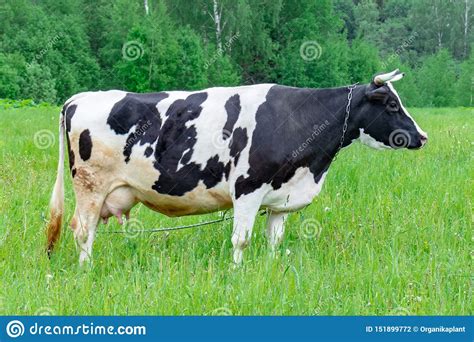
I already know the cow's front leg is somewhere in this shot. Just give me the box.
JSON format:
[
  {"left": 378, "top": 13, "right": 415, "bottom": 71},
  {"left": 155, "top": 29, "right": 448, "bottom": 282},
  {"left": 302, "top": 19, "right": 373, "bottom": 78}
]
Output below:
[
  {"left": 265, "top": 211, "right": 287, "bottom": 253},
  {"left": 231, "top": 193, "right": 263, "bottom": 264}
]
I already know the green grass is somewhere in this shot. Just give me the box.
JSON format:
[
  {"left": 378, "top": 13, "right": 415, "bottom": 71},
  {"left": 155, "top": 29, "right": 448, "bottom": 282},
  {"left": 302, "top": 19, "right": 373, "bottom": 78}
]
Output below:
[{"left": 0, "top": 107, "right": 472, "bottom": 315}]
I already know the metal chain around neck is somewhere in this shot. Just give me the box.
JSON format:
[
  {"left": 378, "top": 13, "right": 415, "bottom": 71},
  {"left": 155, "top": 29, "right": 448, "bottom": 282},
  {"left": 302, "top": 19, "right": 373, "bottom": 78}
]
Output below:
[{"left": 333, "top": 83, "right": 358, "bottom": 161}]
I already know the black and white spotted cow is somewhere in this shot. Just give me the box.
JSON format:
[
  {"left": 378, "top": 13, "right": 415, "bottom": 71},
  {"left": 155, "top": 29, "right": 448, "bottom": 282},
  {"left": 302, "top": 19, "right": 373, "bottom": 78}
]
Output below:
[{"left": 46, "top": 69, "right": 427, "bottom": 264}]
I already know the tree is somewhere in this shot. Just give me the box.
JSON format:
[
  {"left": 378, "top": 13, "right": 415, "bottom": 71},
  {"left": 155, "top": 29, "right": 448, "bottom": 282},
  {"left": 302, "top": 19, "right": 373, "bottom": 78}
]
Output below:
[
  {"left": 0, "top": 0, "right": 471, "bottom": 107},
  {"left": 276, "top": 0, "right": 351, "bottom": 88},
  {"left": 454, "top": 51, "right": 474, "bottom": 106},
  {"left": 348, "top": 39, "right": 381, "bottom": 83},
  {"left": 0, "top": 53, "right": 24, "bottom": 99},
  {"left": 21, "top": 62, "right": 57, "bottom": 103},
  {"left": 415, "top": 49, "right": 457, "bottom": 107},
  {"left": 353, "top": 0, "right": 381, "bottom": 47}
]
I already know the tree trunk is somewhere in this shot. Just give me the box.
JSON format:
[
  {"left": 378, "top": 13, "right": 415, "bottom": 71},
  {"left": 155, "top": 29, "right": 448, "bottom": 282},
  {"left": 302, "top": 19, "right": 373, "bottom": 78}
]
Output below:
[
  {"left": 433, "top": 2, "right": 443, "bottom": 50},
  {"left": 144, "top": 0, "right": 149, "bottom": 15},
  {"left": 463, "top": 0, "right": 470, "bottom": 58},
  {"left": 213, "top": 0, "right": 223, "bottom": 53}
]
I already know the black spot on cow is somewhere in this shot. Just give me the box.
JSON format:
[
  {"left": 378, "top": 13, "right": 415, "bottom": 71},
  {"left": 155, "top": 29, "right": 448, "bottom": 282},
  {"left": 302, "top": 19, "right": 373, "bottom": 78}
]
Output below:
[
  {"left": 223, "top": 94, "right": 240, "bottom": 139},
  {"left": 234, "top": 85, "right": 347, "bottom": 199},
  {"left": 64, "top": 104, "right": 77, "bottom": 133},
  {"left": 107, "top": 92, "right": 169, "bottom": 162},
  {"left": 152, "top": 92, "right": 208, "bottom": 195},
  {"left": 153, "top": 93, "right": 208, "bottom": 169},
  {"left": 224, "top": 161, "right": 231, "bottom": 181},
  {"left": 79, "top": 129, "right": 92, "bottom": 161},
  {"left": 229, "top": 127, "right": 248, "bottom": 166},
  {"left": 66, "top": 133, "right": 75, "bottom": 176},
  {"left": 144, "top": 146, "right": 153, "bottom": 157},
  {"left": 104, "top": 90, "right": 233, "bottom": 196},
  {"left": 201, "top": 155, "right": 227, "bottom": 188},
  {"left": 152, "top": 92, "right": 227, "bottom": 196},
  {"left": 62, "top": 104, "right": 77, "bottom": 174}
]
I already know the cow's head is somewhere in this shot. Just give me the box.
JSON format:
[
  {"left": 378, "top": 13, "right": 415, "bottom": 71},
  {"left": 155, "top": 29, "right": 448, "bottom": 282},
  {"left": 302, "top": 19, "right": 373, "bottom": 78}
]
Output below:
[{"left": 357, "top": 69, "right": 428, "bottom": 149}]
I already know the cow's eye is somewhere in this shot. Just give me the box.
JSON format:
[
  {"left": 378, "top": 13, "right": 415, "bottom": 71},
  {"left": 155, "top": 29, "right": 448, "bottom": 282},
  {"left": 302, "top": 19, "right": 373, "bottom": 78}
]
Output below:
[{"left": 387, "top": 101, "right": 399, "bottom": 112}]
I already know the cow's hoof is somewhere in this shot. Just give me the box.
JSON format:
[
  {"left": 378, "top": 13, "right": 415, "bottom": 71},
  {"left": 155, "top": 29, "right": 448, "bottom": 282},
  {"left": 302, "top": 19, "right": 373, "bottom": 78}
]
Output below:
[
  {"left": 231, "top": 262, "right": 242, "bottom": 270},
  {"left": 79, "top": 252, "right": 92, "bottom": 266}
]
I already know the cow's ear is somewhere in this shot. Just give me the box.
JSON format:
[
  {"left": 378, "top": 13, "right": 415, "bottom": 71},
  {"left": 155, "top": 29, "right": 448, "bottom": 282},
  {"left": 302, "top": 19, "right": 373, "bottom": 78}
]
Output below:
[{"left": 366, "top": 85, "right": 389, "bottom": 102}]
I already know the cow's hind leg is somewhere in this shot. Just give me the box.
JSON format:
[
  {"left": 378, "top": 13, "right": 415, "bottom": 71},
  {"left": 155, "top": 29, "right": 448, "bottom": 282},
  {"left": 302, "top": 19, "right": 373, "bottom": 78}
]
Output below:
[
  {"left": 231, "top": 192, "right": 264, "bottom": 264},
  {"left": 265, "top": 211, "right": 287, "bottom": 253},
  {"left": 71, "top": 196, "right": 104, "bottom": 265},
  {"left": 70, "top": 174, "right": 107, "bottom": 265}
]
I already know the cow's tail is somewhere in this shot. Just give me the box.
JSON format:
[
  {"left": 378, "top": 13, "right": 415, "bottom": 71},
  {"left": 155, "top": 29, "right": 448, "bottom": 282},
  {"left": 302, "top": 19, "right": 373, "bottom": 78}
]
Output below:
[{"left": 46, "top": 110, "right": 66, "bottom": 255}]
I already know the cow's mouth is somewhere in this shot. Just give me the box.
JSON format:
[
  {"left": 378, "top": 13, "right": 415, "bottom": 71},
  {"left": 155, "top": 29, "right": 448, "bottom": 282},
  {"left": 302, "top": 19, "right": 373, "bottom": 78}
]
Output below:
[
  {"left": 406, "top": 133, "right": 428, "bottom": 150},
  {"left": 407, "top": 140, "right": 427, "bottom": 150}
]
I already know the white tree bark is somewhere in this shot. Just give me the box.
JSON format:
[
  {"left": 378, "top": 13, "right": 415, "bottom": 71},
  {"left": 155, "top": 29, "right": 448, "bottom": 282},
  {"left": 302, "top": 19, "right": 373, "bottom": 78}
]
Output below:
[
  {"left": 462, "top": 0, "right": 470, "bottom": 58},
  {"left": 212, "top": 0, "right": 223, "bottom": 53},
  {"left": 433, "top": 2, "right": 443, "bottom": 50},
  {"left": 144, "top": 0, "right": 149, "bottom": 15}
]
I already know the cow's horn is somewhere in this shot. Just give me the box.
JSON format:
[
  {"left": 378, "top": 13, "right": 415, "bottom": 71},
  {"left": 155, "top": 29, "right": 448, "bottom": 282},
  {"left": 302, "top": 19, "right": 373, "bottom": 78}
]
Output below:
[{"left": 374, "top": 69, "right": 400, "bottom": 85}]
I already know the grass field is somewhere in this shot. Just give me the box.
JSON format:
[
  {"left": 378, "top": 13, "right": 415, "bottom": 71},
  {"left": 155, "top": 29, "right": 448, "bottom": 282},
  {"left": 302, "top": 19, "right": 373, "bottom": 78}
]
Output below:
[{"left": 0, "top": 106, "right": 472, "bottom": 315}]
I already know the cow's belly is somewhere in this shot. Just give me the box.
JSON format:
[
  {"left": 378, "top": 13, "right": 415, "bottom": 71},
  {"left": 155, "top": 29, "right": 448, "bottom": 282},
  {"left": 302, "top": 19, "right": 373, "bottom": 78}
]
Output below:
[
  {"left": 108, "top": 170, "right": 232, "bottom": 218},
  {"left": 262, "top": 167, "right": 327, "bottom": 212},
  {"left": 102, "top": 183, "right": 232, "bottom": 219},
  {"left": 119, "top": 153, "right": 232, "bottom": 216},
  {"left": 137, "top": 183, "right": 232, "bottom": 217}
]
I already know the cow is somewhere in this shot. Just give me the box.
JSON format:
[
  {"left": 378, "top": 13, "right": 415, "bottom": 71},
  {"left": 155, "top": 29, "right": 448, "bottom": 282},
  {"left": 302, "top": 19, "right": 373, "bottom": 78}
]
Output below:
[{"left": 46, "top": 69, "right": 427, "bottom": 265}]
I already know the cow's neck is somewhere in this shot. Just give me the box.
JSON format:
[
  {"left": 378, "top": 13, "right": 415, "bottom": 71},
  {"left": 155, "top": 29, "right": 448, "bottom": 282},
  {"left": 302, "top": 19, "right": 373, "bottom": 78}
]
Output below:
[{"left": 303, "top": 85, "right": 366, "bottom": 178}]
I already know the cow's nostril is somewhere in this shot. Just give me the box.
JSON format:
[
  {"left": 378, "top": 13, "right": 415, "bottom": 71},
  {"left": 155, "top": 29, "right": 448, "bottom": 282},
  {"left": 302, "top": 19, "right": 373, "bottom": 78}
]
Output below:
[{"left": 420, "top": 134, "right": 428, "bottom": 144}]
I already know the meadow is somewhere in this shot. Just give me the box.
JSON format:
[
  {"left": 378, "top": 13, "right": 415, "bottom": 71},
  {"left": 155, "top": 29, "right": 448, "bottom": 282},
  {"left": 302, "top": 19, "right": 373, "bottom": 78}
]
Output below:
[{"left": 0, "top": 106, "right": 472, "bottom": 315}]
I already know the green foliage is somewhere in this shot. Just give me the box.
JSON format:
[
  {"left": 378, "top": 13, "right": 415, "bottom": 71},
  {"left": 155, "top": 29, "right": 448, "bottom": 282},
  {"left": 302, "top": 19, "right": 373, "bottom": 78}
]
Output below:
[
  {"left": 0, "top": 53, "right": 24, "bottom": 99},
  {"left": 0, "top": 0, "right": 472, "bottom": 107},
  {"left": 454, "top": 52, "right": 474, "bottom": 106},
  {"left": 205, "top": 46, "right": 241, "bottom": 87},
  {"left": 348, "top": 39, "right": 381, "bottom": 83},
  {"left": 416, "top": 50, "right": 457, "bottom": 107},
  {"left": 21, "top": 63, "right": 57, "bottom": 103},
  {"left": 0, "top": 98, "right": 52, "bottom": 110}
]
